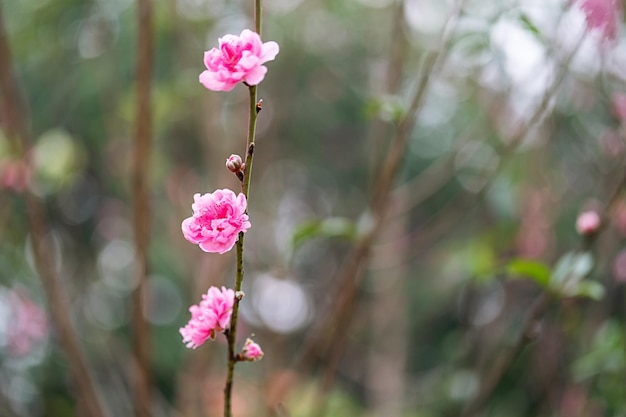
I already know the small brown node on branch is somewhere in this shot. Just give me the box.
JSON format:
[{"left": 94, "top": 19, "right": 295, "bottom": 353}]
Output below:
[
  {"left": 248, "top": 143, "right": 255, "bottom": 156},
  {"left": 256, "top": 99, "right": 263, "bottom": 114}
]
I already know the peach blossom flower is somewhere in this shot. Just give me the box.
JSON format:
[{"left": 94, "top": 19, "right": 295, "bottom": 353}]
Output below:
[
  {"left": 612, "top": 249, "right": 626, "bottom": 282},
  {"left": 576, "top": 210, "right": 601, "bottom": 235},
  {"left": 199, "top": 29, "right": 279, "bottom": 92},
  {"left": 0, "top": 158, "right": 31, "bottom": 192},
  {"left": 181, "top": 189, "right": 251, "bottom": 254},
  {"left": 576, "top": 0, "right": 622, "bottom": 42},
  {"left": 6, "top": 290, "right": 48, "bottom": 357},
  {"left": 611, "top": 94, "right": 626, "bottom": 121},
  {"left": 180, "top": 286, "right": 235, "bottom": 349}
]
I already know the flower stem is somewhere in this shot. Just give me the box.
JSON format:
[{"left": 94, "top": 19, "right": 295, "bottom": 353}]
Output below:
[{"left": 223, "top": 3, "right": 262, "bottom": 415}]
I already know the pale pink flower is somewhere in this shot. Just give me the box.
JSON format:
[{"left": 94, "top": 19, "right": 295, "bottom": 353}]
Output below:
[
  {"left": 0, "top": 158, "right": 31, "bottom": 192},
  {"left": 576, "top": 210, "right": 601, "bottom": 235},
  {"left": 241, "top": 338, "right": 264, "bottom": 361},
  {"left": 576, "top": 0, "right": 622, "bottom": 42},
  {"left": 181, "top": 189, "right": 251, "bottom": 254},
  {"left": 613, "top": 250, "right": 626, "bottom": 282},
  {"left": 6, "top": 290, "right": 48, "bottom": 357},
  {"left": 180, "top": 286, "right": 235, "bottom": 349},
  {"left": 611, "top": 94, "right": 626, "bottom": 121},
  {"left": 199, "top": 29, "right": 279, "bottom": 92}
]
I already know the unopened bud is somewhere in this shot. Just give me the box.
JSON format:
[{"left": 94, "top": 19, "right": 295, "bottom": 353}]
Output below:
[
  {"left": 576, "top": 210, "right": 601, "bottom": 235},
  {"left": 226, "top": 154, "right": 243, "bottom": 173},
  {"left": 235, "top": 290, "right": 245, "bottom": 301},
  {"left": 241, "top": 338, "right": 264, "bottom": 361}
]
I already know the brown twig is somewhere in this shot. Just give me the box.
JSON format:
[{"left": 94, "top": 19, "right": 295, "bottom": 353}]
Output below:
[
  {"left": 460, "top": 292, "right": 552, "bottom": 417},
  {"left": 131, "top": 0, "right": 154, "bottom": 416},
  {"left": 0, "top": 6, "right": 108, "bottom": 417}
]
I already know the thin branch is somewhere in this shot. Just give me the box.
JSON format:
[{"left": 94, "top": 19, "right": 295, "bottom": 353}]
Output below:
[
  {"left": 131, "top": 0, "right": 154, "bottom": 416},
  {"left": 460, "top": 293, "right": 552, "bottom": 417},
  {"left": 224, "top": 2, "right": 262, "bottom": 416}
]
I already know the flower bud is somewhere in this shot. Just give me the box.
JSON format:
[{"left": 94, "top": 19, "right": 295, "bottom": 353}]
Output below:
[
  {"left": 226, "top": 154, "right": 243, "bottom": 173},
  {"left": 576, "top": 210, "right": 601, "bottom": 235},
  {"left": 241, "top": 338, "right": 263, "bottom": 361}
]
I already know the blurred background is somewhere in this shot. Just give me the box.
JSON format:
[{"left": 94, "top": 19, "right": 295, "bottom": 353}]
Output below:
[{"left": 1, "top": 0, "right": 626, "bottom": 416}]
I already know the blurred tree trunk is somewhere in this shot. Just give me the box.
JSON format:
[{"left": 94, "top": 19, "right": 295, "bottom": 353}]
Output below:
[{"left": 366, "top": 190, "right": 408, "bottom": 417}]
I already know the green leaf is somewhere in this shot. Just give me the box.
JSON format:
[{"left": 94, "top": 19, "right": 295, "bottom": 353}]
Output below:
[
  {"left": 506, "top": 259, "right": 551, "bottom": 287},
  {"left": 519, "top": 13, "right": 542, "bottom": 41},
  {"left": 291, "top": 217, "right": 358, "bottom": 250},
  {"left": 550, "top": 251, "right": 593, "bottom": 289},
  {"left": 573, "top": 320, "right": 625, "bottom": 380},
  {"left": 570, "top": 281, "right": 606, "bottom": 301},
  {"left": 363, "top": 95, "right": 406, "bottom": 123}
]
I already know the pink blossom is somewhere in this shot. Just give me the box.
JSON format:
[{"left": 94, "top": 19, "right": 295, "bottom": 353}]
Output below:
[
  {"left": 613, "top": 249, "right": 626, "bottom": 282},
  {"left": 0, "top": 158, "right": 31, "bottom": 192},
  {"left": 576, "top": 210, "right": 601, "bottom": 235},
  {"left": 180, "top": 286, "right": 235, "bottom": 349},
  {"left": 181, "top": 189, "right": 251, "bottom": 254},
  {"left": 199, "top": 29, "right": 279, "bottom": 92},
  {"left": 575, "top": 0, "right": 622, "bottom": 42},
  {"left": 6, "top": 290, "right": 48, "bottom": 357},
  {"left": 612, "top": 94, "right": 626, "bottom": 121},
  {"left": 241, "top": 338, "right": 264, "bottom": 361}
]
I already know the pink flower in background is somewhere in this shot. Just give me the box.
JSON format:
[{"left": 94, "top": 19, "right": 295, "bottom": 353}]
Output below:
[
  {"left": 241, "top": 338, "right": 264, "bottom": 361},
  {"left": 180, "top": 286, "right": 235, "bottom": 349},
  {"left": 199, "top": 29, "right": 280, "bottom": 92},
  {"left": 6, "top": 290, "right": 48, "bottom": 357},
  {"left": 576, "top": 210, "right": 601, "bottom": 235},
  {"left": 0, "top": 158, "right": 31, "bottom": 192},
  {"left": 576, "top": 0, "right": 622, "bottom": 42},
  {"left": 612, "top": 94, "right": 626, "bottom": 121},
  {"left": 181, "top": 189, "right": 251, "bottom": 254},
  {"left": 612, "top": 249, "right": 626, "bottom": 282}
]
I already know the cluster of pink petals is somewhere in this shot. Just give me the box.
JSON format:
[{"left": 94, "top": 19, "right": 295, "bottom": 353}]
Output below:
[
  {"left": 576, "top": 210, "right": 601, "bottom": 235},
  {"left": 612, "top": 94, "right": 626, "bottom": 121},
  {"left": 576, "top": 0, "right": 622, "bottom": 42},
  {"left": 0, "top": 158, "right": 31, "bottom": 192},
  {"left": 241, "top": 338, "right": 264, "bottom": 361},
  {"left": 181, "top": 189, "right": 251, "bottom": 254},
  {"left": 200, "top": 29, "right": 280, "bottom": 92},
  {"left": 180, "top": 286, "right": 235, "bottom": 349},
  {"left": 6, "top": 290, "right": 49, "bottom": 357}
]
